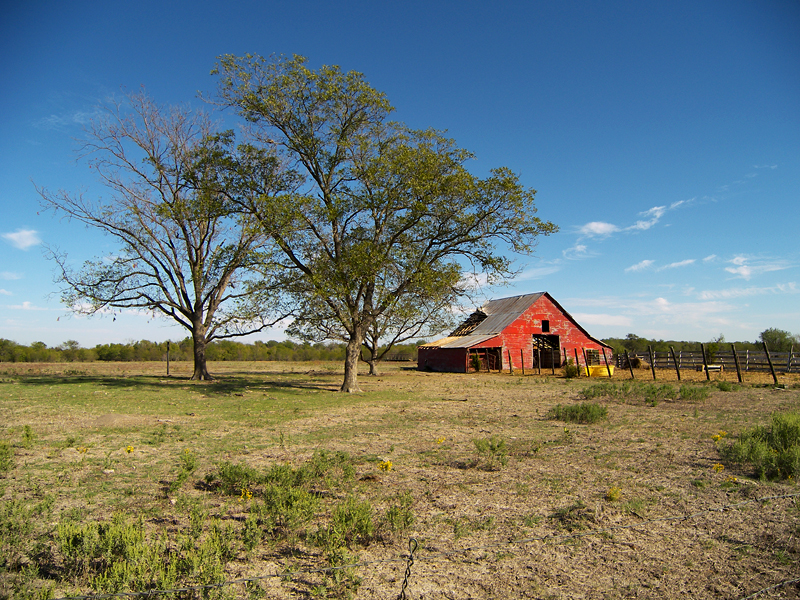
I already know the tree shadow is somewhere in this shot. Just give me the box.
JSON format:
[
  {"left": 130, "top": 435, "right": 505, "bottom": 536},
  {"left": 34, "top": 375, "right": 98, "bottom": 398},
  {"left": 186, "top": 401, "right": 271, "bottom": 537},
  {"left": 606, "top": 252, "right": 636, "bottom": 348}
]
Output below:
[{"left": 6, "top": 372, "right": 343, "bottom": 395}]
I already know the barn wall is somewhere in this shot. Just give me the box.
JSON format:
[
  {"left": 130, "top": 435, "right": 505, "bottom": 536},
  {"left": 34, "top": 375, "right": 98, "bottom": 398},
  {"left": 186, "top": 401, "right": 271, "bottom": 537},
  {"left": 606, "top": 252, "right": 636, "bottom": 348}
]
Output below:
[{"left": 417, "top": 347, "right": 468, "bottom": 372}]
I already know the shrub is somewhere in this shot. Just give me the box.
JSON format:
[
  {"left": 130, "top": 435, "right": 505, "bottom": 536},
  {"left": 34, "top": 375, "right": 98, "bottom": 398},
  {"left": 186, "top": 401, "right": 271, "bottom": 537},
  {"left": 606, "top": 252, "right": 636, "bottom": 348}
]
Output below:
[
  {"left": 546, "top": 402, "right": 608, "bottom": 424},
  {"left": 562, "top": 359, "right": 580, "bottom": 379},
  {"left": 720, "top": 411, "right": 800, "bottom": 480},
  {"left": 212, "top": 461, "right": 264, "bottom": 495},
  {"left": 473, "top": 436, "right": 509, "bottom": 469}
]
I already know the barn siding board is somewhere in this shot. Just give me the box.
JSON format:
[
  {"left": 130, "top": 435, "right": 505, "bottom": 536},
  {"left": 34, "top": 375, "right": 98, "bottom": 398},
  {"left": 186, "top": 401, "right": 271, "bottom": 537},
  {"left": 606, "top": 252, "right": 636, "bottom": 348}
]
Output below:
[{"left": 418, "top": 292, "right": 611, "bottom": 373}]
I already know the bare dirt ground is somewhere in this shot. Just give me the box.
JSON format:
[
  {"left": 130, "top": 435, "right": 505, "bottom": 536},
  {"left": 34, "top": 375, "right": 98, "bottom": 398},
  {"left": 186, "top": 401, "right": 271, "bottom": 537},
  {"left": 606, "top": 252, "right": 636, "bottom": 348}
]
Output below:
[{"left": 1, "top": 361, "right": 799, "bottom": 599}]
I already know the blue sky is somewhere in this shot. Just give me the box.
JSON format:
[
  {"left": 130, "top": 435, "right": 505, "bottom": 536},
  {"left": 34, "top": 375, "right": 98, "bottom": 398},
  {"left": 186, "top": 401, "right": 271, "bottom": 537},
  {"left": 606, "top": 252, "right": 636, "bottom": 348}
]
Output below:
[{"left": 2, "top": 0, "right": 799, "bottom": 348}]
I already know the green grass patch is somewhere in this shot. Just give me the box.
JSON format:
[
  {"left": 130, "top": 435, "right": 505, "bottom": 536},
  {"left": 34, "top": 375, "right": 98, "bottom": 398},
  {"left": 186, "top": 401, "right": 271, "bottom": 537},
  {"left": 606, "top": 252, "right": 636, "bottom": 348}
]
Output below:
[
  {"left": 546, "top": 402, "right": 608, "bottom": 424},
  {"left": 719, "top": 411, "right": 800, "bottom": 480}
]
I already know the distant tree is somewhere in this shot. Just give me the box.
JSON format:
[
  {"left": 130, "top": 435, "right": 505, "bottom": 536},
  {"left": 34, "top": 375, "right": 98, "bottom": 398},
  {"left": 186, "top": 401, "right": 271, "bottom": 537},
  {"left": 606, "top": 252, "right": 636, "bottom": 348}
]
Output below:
[
  {"left": 212, "top": 54, "right": 557, "bottom": 392},
  {"left": 38, "top": 92, "right": 290, "bottom": 380},
  {"left": 759, "top": 328, "right": 798, "bottom": 352}
]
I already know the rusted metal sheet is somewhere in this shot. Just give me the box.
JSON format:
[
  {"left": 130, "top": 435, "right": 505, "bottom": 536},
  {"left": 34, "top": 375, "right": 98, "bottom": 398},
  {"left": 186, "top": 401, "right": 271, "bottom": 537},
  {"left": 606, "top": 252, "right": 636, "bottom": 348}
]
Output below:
[
  {"left": 469, "top": 293, "right": 544, "bottom": 335},
  {"left": 419, "top": 334, "right": 499, "bottom": 349}
]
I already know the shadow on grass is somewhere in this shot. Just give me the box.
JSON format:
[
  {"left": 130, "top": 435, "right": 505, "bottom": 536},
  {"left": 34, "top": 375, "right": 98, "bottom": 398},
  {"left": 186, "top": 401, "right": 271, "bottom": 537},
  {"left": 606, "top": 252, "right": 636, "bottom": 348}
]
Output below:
[{"left": 5, "top": 372, "right": 343, "bottom": 395}]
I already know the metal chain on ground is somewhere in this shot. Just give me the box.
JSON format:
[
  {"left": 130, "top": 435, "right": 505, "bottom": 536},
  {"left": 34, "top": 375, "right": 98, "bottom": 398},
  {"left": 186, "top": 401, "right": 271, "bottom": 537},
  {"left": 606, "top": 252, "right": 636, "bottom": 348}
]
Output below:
[
  {"left": 397, "top": 537, "right": 418, "bottom": 600},
  {"left": 52, "top": 491, "right": 800, "bottom": 600}
]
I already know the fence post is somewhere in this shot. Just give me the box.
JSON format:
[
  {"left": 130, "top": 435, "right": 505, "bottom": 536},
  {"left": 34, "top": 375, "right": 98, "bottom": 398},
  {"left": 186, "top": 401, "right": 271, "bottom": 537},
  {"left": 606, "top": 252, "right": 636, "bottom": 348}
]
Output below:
[
  {"left": 520, "top": 349, "right": 525, "bottom": 376},
  {"left": 731, "top": 343, "right": 743, "bottom": 383},
  {"left": 624, "top": 350, "right": 635, "bottom": 379},
  {"left": 648, "top": 346, "right": 657, "bottom": 380},
  {"left": 763, "top": 341, "right": 778, "bottom": 385},
  {"left": 787, "top": 345, "right": 794, "bottom": 373},
  {"left": 700, "top": 343, "right": 711, "bottom": 381},
  {"left": 537, "top": 347, "right": 541, "bottom": 375},
  {"left": 507, "top": 349, "right": 513, "bottom": 374},
  {"left": 602, "top": 347, "right": 612, "bottom": 378},
  {"left": 582, "top": 347, "right": 590, "bottom": 376},
  {"left": 166, "top": 341, "right": 170, "bottom": 376},
  {"left": 670, "top": 346, "right": 681, "bottom": 381},
  {"left": 574, "top": 348, "right": 582, "bottom": 376}
]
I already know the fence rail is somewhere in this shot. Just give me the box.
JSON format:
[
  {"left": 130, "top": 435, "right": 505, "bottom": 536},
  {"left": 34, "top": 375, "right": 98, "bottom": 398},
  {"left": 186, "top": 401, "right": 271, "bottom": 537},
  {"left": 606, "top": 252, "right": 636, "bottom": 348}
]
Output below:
[{"left": 615, "top": 350, "right": 800, "bottom": 373}]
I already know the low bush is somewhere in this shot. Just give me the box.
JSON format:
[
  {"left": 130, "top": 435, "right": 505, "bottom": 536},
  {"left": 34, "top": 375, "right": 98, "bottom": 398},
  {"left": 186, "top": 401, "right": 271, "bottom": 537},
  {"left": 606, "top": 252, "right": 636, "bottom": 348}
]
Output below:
[
  {"left": 562, "top": 359, "right": 580, "bottom": 379},
  {"left": 719, "top": 411, "right": 800, "bottom": 480},
  {"left": 547, "top": 402, "right": 608, "bottom": 424}
]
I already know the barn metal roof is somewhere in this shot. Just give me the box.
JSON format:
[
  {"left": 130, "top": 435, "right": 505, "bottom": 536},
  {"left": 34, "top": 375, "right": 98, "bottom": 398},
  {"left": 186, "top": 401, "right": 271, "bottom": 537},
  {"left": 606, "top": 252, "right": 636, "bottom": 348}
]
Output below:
[
  {"left": 419, "top": 334, "right": 500, "bottom": 349},
  {"left": 468, "top": 292, "right": 545, "bottom": 335}
]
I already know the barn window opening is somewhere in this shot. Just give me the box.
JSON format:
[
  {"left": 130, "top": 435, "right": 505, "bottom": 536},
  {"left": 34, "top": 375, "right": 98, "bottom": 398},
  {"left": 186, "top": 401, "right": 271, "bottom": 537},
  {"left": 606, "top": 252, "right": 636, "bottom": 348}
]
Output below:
[
  {"left": 586, "top": 349, "right": 601, "bottom": 365},
  {"left": 542, "top": 320, "right": 550, "bottom": 332}
]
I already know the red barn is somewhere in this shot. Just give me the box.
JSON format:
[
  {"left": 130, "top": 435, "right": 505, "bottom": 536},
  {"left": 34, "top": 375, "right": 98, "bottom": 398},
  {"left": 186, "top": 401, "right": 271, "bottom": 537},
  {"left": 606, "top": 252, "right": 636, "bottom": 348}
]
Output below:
[{"left": 417, "top": 292, "right": 613, "bottom": 373}]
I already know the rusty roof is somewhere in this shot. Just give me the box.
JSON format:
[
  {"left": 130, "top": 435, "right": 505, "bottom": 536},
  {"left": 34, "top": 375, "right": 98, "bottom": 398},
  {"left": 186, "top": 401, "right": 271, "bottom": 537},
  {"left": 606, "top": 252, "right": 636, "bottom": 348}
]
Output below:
[
  {"left": 467, "top": 292, "right": 545, "bottom": 335},
  {"left": 419, "top": 334, "right": 500, "bottom": 349}
]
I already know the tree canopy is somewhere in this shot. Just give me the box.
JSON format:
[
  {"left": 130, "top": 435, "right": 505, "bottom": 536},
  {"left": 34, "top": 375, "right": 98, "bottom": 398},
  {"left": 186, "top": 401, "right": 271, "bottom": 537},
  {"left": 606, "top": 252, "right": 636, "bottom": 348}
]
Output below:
[
  {"left": 38, "top": 92, "right": 289, "bottom": 379},
  {"left": 212, "top": 54, "right": 557, "bottom": 391}
]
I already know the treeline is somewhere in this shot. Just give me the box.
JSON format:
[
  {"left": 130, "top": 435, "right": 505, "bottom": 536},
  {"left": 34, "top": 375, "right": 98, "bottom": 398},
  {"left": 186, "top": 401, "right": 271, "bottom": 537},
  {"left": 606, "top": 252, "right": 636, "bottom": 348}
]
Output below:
[{"left": 0, "top": 338, "right": 420, "bottom": 364}]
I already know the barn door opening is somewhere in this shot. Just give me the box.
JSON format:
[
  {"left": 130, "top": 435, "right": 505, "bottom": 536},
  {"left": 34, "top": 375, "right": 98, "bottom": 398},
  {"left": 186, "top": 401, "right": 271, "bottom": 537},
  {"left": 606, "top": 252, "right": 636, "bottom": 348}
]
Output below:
[
  {"left": 468, "top": 348, "right": 502, "bottom": 372},
  {"left": 532, "top": 334, "right": 561, "bottom": 368}
]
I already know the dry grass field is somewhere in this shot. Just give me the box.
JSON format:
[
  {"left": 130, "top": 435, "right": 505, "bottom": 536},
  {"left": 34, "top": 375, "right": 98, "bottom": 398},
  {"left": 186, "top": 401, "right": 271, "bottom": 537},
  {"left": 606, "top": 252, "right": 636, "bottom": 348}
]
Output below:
[{"left": 1, "top": 360, "right": 799, "bottom": 599}]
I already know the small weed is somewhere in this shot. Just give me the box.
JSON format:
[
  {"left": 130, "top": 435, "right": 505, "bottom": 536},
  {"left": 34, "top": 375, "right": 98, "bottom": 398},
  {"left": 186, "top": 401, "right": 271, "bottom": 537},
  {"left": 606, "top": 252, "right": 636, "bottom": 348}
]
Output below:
[
  {"left": 605, "top": 486, "right": 622, "bottom": 502},
  {"left": 550, "top": 499, "right": 592, "bottom": 531},
  {"left": 381, "top": 492, "right": 414, "bottom": 535},
  {"left": 22, "top": 425, "right": 35, "bottom": 449},
  {"left": 474, "top": 436, "right": 509, "bottom": 470},
  {"left": 0, "top": 441, "right": 13, "bottom": 474}
]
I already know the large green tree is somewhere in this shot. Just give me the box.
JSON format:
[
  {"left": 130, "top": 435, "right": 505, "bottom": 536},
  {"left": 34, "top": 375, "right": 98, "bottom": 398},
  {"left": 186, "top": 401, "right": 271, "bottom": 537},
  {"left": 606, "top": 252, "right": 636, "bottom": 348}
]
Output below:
[
  {"left": 38, "top": 92, "right": 288, "bottom": 380},
  {"left": 759, "top": 328, "right": 799, "bottom": 352},
  {"left": 212, "top": 54, "right": 557, "bottom": 392}
]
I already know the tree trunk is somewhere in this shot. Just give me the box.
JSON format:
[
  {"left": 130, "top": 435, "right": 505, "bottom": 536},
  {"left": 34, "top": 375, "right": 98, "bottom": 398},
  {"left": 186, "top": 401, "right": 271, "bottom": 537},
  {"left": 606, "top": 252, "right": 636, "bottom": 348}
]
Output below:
[
  {"left": 191, "top": 325, "right": 213, "bottom": 381},
  {"left": 367, "top": 358, "right": 379, "bottom": 376},
  {"left": 341, "top": 335, "right": 363, "bottom": 393}
]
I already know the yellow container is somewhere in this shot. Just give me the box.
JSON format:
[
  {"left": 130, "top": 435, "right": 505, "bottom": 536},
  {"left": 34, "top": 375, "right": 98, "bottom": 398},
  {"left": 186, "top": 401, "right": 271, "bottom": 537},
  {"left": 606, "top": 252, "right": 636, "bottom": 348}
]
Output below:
[{"left": 586, "top": 365, "right": 614, "bottom": 377}]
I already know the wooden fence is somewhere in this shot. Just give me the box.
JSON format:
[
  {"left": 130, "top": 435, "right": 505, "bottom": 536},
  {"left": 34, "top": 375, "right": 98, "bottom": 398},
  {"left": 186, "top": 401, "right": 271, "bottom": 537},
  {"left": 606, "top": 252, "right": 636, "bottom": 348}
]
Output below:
[{"left": 616, "top": 349, "right": 800, "bottom": 373}]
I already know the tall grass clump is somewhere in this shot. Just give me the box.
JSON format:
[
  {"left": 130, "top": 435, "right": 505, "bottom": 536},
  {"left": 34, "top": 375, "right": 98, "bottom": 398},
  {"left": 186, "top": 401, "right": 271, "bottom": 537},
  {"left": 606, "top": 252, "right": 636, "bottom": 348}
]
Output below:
[
  {"left": 679, "top": 385, "right": 710, "bottom": 402},
  {"left": 547, "top": 402, "right": 608, "bottom": 424},
  {"left": 719, "top": 411, "right": 800, "bottom": 480}
]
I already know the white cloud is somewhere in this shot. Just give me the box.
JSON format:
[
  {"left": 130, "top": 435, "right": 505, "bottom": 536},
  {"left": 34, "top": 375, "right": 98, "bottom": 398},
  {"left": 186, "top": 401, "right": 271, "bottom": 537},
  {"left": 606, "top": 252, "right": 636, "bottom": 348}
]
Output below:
[
  {"left": 625, "top": 260, "right": 654, "bottom": 273},
  {"left": 518, "top": 264, "right": 562, "bottom": 279},
  {"left": 8, "top": 301, "right": 48, "bottom": 311},
  {"left": 579, "top": 222, "right": 619, "bottom": 237},
  {"left": 562, "top": 244, "right": 594, "bottom": 260},
  {"left": 0, "top": 289, "right": 11, "bottom": 296},
  {"left": 657, "top": 259, "right": 695, "bottom": 271},
  {"left": 626, "top": 206, "right": 666, "bottom": 232},
  {"left": 572, "top": 313, "right": 632, "bottom": 327},
  {"left": 698, "top": 282, "right": 798, "bottom": 300},
  {"left": 703, "top": 254, "right": 717, "bottom": 263},
  {"left": 2, "top": 229, "right": 41, "bottom": 250},
  {"left": 0, "top": 272, "right": 22, "bottom": 280},
  {"left": 724, "top": 255, "right": 789, "bottom": 280}
]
